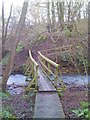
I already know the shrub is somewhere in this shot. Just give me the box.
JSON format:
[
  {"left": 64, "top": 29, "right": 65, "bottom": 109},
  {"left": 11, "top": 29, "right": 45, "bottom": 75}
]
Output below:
[
  {"left": 64, "top": 27, "right": 71, "bottom": 37},
  {"left": 60, "top": 52, "right": 71, "bottom": 63},
  {"left": 72, "top": 101, "right": 90, "bottom": 119}
]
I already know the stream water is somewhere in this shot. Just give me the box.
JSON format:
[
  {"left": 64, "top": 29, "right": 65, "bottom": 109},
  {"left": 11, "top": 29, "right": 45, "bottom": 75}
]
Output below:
[
  {"left": 7, "top": 74, "right": 30, "bottom": 95},
  {"left": 6, "top": 74, "right": 89, "bottom": 95},
  {"left": 60, "top": 75, "right": 88, "bottom": 85},
  {"left": 50, "top": 75, "right": 90, "bottom": 86}
]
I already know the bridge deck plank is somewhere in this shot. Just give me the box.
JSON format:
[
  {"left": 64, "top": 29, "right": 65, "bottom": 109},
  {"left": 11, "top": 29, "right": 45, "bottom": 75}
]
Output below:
[
  {"left": 38, "top": 68, "right": 56, "bottom": 92},
  {"left": 34, "top": 68, "right": 65, "bottom": 118}
]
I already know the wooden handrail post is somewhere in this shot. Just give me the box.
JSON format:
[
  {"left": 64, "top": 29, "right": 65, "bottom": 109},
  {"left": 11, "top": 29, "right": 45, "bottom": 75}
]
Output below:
[
  {"left": 25, "top": 50, "right": 39, "bottom": 91},
  {"left": 55, "top": 66, "right": 59, "bottom": 89},
  {"left": 43, "top": 60, "right": 46, "bottom": 72},
  {"left": 38, "top": 51, "right": 66, "bottom": 91},
  {"left": 32, "top": 63, "right": 34, "bottom": 78},
  {"left": 48, "top": 63, "right": 50, "bottom": 76},
  {"left": 35, "top": 65, "right": 38, "bottom": 90}
]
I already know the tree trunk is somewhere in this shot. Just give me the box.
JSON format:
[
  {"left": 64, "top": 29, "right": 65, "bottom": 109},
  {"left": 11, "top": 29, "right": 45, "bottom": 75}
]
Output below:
[
  {"left": 2, "top": 0, "right": 5, "bottom": 47},
  {"left": 47, "top": 0, "right": 51, "bottom": 33},
  {"left": 47, "top": 0, "right": 51, "bottom": 24},
  {"left": 2, "top": 1, "right": 13, "bottom": 62},
  {"left": 59, "top": 2, "right": 64, "bottom": 30},
  {"left": 2, "top": 0, "right": 29, "bottom": 92},
  {"left": 51, "top": 0, "right": 55, "bottom": 31},
  {"left": 68, "top": 2, "right": 71, "bottom": 23},
  {"left": 4, "top": 4, "right": 13, "bottom": 41},
  {"left": 56, "top": 0, "right": 60, "bottom": 27}
]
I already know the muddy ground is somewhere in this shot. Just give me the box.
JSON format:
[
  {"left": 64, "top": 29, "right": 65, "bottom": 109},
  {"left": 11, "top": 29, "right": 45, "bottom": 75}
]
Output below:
[
  {"left": 2, "top": 84, "right": 88, "bottom": 119},
  {"left": 60, "top": 84, "right": 88, "bottom": 118},
  {"left": 2, "top": 92, "right": 36, "bottom": 118}
]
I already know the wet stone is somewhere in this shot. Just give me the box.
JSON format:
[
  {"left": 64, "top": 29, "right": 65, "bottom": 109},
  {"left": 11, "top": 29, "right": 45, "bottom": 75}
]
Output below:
[{"left": 8, "top": 87, "right": 25, "bottom": 95}]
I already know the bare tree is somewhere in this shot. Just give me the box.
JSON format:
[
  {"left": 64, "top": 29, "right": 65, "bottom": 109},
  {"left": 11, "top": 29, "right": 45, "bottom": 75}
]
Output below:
[
  {"left": 2, "top": 0, "right": 29, "bottom": 92},
  {"left": 2, "top": 0, "right": 5, "bottom": 47},
  {"left": 59, "top": 2, "right": 64, "bottom": 30},
  {"left": 70, "top": 2, "right": 84, "bottom": 32},
  {"left": 56, "top": 0, "right": 60, "bottom": 27},
  {"left": 51, "top": 0, "right": 55, "bottom": 31},
  {"left": 2, "top": 0, "right": 13, "bottom": 47},
  {"left": 47, "top": 0, "right": 51, "bottom": 32},
  {"left": 68, "top": 2, "right": 71, "bottom": 23}
]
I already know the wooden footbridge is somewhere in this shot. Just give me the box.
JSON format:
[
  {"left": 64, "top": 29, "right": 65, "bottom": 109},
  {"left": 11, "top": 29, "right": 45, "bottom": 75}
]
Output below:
[{"left": 24, "top": 45, "right": 72, "bottom": 118}]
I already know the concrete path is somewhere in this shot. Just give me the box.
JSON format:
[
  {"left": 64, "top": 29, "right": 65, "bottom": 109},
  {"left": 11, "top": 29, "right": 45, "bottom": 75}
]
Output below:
[{"left": 34, "top": 92, "right": 65, "bottom": 119}]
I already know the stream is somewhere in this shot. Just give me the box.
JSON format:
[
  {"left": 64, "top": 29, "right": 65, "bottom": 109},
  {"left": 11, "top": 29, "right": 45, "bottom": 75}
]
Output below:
[
  {"left": 6, "top": 74, "right": 89, "bottom": 95},
  {"left": 7, "top": 74, "right": 30, "bottom": 95}
]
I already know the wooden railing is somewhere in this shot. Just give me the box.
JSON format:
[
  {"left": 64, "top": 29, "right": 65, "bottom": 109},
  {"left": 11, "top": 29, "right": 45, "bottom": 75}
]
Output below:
[
  {"left": 25, "top": 50, "right": 38, "bottom": 91},
  {"left": 40, "top": 45, "right": 72, "bottom": 57},
  {"left": 38, "top": 51, "right": 66, "bottom": 90}
]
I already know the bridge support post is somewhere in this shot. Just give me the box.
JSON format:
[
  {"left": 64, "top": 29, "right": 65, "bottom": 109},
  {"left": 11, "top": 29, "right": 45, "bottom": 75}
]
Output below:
[
  {"left": 55, "top": 67, "right": 59, "bottom": 89},
  {"left": 43, "top": 60, "right": 46, "bottom": 72},
  {"left": 25, "top": 50, "right": 39, "bottom": 92},
  {"left": 32, "top": 63, "right": 34, "bottom": 78},
  {"left": 48, "top": 63, "right": 50, "bottom": 76},
  {"left": 35, "top": 65, "right": 38, "bottom": 90}
]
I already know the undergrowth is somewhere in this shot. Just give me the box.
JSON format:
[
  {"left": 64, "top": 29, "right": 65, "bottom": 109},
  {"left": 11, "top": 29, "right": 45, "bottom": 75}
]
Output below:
[
  {"left": 72, "top": 101, "right": 90, "bottom": 119},
  {"left": 0, "top": 91, "right": 15, "bottom": 119}
]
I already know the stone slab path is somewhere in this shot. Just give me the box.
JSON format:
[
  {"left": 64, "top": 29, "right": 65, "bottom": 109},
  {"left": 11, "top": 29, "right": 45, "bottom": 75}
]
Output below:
[{"left": 34, "top": 92, "right": 65, "bottom": 118}]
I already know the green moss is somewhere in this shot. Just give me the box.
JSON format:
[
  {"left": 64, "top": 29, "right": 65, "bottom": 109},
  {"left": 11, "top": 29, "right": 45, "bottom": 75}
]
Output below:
[
  {"left": 16, "top": 42, "right": 24, "bottom": 53},
  {"left": 0, "top": 91, "right": 15, "bottom": 119},
  {"left": 64, "top": 28, "right": 71, "bottom": 37},
  {"left": 1, "top": 54, "right": 10, "bottom": 65},
  {"left": 0, "top": 91, "right": 10, "bottom": 99},
  {"left": 0, "top": 107, "right": 15, "bottom": 119}
]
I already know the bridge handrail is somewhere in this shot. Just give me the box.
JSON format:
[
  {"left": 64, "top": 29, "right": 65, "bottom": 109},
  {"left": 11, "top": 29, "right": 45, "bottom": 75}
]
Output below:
[
  {"left": 40, "top": 45, "right": 72, "bottom": 56},
  {"left": 25, "top": 50, "right": 38, "bottom": 91},
  {"left": 38, "top": 51, "right": 59, "bottom": 67},
  {"left": 29, "top": 50, "right": 38, "bottom": 67},
  {"left": 38, "top": 51, "right": 59, "bottom": 88}
]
